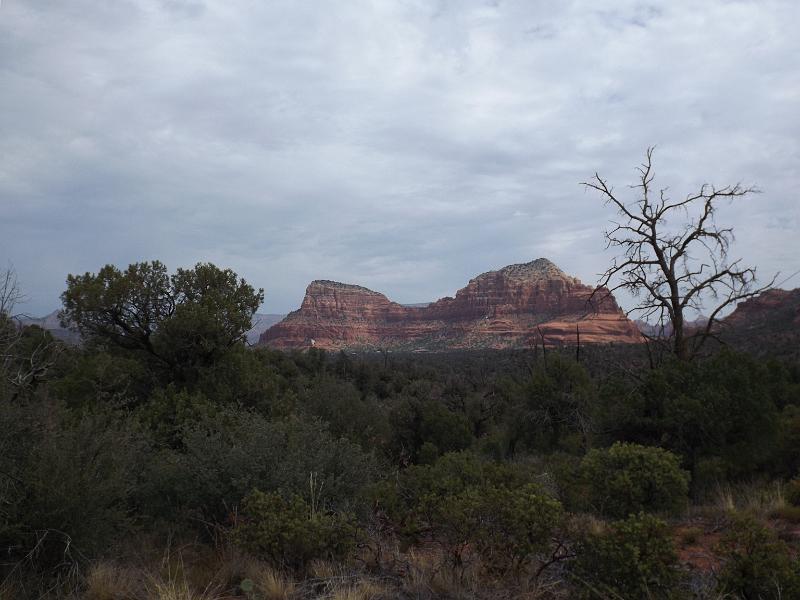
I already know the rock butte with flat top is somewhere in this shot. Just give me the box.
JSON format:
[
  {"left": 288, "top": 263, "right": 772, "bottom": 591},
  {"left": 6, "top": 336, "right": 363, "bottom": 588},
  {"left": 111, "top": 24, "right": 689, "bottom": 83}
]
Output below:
[{"left": 260, "top": 258, "right": 644, "bottom": 350}]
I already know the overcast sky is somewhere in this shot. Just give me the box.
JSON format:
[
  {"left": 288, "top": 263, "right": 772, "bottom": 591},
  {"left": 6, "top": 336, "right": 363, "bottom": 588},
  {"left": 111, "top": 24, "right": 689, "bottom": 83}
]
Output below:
[{"left": 1, "top": 0, "right": 798, "bottom": 317}]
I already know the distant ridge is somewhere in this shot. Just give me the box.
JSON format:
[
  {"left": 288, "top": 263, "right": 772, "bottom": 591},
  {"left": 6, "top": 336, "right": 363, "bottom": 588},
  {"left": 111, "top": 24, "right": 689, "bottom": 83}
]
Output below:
[
  {"left": 15, "top": 310, "right": 80, "bottom": 345},
  {"left": 16, "top": 310, "right": 286, "bottom": 346}
]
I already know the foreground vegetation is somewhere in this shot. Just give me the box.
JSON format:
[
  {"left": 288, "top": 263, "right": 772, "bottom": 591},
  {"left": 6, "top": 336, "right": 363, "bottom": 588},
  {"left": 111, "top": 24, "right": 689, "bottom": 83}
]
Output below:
[{"left": 2, "top": 263, "right": 799, "bottom": 599}]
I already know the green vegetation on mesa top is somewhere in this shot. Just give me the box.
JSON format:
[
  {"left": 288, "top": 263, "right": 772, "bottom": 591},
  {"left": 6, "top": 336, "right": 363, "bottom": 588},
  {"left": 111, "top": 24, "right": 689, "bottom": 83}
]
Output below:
[{"left": 2, "top": 259, "right": 799, "bottom": 599}]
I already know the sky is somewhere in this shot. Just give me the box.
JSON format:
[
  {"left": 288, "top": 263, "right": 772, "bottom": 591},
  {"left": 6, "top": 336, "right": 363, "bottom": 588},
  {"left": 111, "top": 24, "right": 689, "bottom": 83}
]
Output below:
[{"left": 1, "top": 0, "right": 798, "bottom": 317}]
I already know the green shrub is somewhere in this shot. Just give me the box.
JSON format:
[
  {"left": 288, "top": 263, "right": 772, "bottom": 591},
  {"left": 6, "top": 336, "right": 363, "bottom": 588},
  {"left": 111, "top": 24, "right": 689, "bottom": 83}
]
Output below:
[
  {"left": 502, "top": 354, "right": 595, "bottom": 454},
  {"left": 370, "top": 452, "right": 562, "bottom": 570},
  {"left": 388, "top": 396, "right": 473, "bottom": 464},
  {"left": 571, "top": 513, "right": 680, "bottom": 599},
  {"left": 0, "top": 401, "right": 148, "bottom": 567},
  {"left": 596, "top": 351, "right": 782, "bottom": 496},
  {"left": 53, "top": 350, "right": 153, "bottom": 409},
  {"left": 300, "top": 375, "right": 390, "bottom": 450},
  {"left": 137, "top": 386, "right": 217, "bottom": 446},
  {"left": 716, "top": 515, "right": 800, "bottom": 599},
  {"left": 578, "top": 442, "right": 689, "bottom": 518},
  {"left": 454, "top": 484, "right": 564, "bottom": 572},
  {"left": 370, "top": 452, "right": 534, "bottom": 527},
  {"left": 234, "top": 490, "right": 360, "bottom": 570},
  {"left": 138, "top": 409, "right": 375, "bottom": 524}
]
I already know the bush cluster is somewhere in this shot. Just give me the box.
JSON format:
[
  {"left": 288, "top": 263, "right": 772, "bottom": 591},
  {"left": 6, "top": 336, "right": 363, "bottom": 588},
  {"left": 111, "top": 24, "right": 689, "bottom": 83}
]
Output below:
[
  {"left": 234, "top": 490, "right": 360, "bottom": 570},
  {"left": 577, "top": 442, "right": 690, "bottom": 518},
  {"left": 570, "top": 513, "right": 680, "bottom": 599}
]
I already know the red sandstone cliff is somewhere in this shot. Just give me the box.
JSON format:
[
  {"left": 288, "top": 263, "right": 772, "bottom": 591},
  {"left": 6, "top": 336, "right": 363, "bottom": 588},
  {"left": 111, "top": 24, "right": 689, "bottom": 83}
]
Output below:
[{"left": 260, "top": 259, "right": 643, "bottom": 350}]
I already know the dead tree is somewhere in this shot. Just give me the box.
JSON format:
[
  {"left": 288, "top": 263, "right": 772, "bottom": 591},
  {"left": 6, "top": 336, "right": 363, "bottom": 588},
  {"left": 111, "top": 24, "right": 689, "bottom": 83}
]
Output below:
[
  {"left": 582, "top": 147, "right": 775, "bottom": 361},
  {"left": 0, "top": 267, "right": 62, "bottom": 398},
  {"left": 0, "top": 267, "right": 24, "bottom": 379}
]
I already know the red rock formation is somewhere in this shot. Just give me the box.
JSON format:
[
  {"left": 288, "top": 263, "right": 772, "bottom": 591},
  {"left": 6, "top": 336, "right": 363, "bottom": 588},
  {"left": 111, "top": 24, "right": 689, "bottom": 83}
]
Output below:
[
  {"left": 721, "top": 288, "right": 800, "bottom": 333},
  {"left": 260, "top": 259, "right": 643, "bottom": 350},
  {"left": 706, "top": 288, "right": 800, "bottom": 357}
]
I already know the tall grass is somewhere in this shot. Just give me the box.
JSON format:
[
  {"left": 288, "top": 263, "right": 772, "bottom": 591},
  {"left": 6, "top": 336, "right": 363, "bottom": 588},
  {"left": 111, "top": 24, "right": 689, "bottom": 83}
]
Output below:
[
  {"left": 146, "top": 575, "right": 224, "bottom": 600},
  {"left": 711, "top": 480, "right": 786, "bottom": 515},
  {"left": 144, "top": 545, "right": 225, "bottom": 600}
]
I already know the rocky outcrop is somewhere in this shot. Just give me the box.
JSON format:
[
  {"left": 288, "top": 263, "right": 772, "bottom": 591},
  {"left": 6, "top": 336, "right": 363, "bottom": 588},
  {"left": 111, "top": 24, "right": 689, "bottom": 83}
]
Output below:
[
  {"left": 709, "top": 288, "right": 800, "bottom": 358},
  {"left": 246, "top": 313, "right": 287, "bottom": 345},
  {"left": 722, "top": 288, "right": 800, "bottom": 331},
  {"left": 260, "top": 259, "right": 643, "bottom": 350}
]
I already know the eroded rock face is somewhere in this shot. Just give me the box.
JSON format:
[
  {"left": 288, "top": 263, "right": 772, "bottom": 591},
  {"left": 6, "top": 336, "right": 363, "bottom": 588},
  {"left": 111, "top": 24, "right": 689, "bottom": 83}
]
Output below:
[
  {"left": 722, "top": 288, "right": 800, "bottom": 332},
  {"left": 717, "top": 288, "right": 800, "bottom": 351},
  {"left": 707, "top": 288, "right": 800, "bottom": 357},
  {"left": 260, "top": 259, "right": 643, "bottom": 350}
]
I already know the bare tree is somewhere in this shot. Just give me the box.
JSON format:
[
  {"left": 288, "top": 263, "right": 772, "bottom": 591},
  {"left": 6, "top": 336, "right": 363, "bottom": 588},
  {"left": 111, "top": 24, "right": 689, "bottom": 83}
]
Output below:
[
  {"left": 0, "top": 266, "right": 61, "bottom": 398},
  {"left": 0, "top": 266, "right": 24, "bottom": 317},
  {"left": 583, "top": 147, "right": 775, "bottom": 361},
  {"left": 0, "top": 266, "right": 24, "bottom": 361}
]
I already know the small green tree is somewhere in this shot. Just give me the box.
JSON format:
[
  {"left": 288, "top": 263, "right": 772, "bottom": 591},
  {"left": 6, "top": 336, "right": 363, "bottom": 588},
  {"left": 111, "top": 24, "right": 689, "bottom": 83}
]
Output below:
[
  {"left": 578, "top": 442, "right": 689, "bottom": 518},
  {"left": 504, "top": 354, "right": 595, "bottom": 454},
  {"left": 60, "top": 261, "right": 263, "bottom": 383},
  {"left": 301, "top": 374, "right": 390, "bottom": 450},
  {"left": 571, "top": 513, "right": 680, "bottom": 599}
]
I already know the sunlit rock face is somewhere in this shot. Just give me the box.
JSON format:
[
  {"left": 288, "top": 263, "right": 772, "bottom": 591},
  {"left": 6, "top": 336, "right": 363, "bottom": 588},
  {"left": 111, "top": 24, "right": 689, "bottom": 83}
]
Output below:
[{"left": 260, "top": 258, "right": 643, "bottom": 350}]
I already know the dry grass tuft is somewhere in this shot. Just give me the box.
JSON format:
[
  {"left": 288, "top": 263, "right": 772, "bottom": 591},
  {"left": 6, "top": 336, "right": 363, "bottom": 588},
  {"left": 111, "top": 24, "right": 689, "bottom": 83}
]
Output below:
[
  {"left": 712, "top": 481, "right": 786, "bottom": 516},
  {"left": 328, "top": 578, "right": 388, "bottom": 600},
  {"left": 400, "top": 548, "right": 478, "bottom": 599},
  {"left": 146, "top": 576, "right": 224, "bottom": 600},
  {"left": 84, "top": 560, "right": 139, "bottom": 600},
  {"left": 146, "top": 553, "right": 225, "bottom": 600},
  {"left": 250, "top": 565, "right": 297, "bottom": 600},
  {"left": 205, "top": 544, "right": 260, "bottom": 591},
  {"left": 309, "top": 559, "right": 340, "bottom": 580}
]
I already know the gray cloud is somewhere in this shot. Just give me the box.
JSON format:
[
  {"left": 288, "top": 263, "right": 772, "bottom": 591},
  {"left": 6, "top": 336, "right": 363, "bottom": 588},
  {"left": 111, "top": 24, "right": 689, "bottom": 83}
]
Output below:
[{"left": 1, "top": 0, "right": 798, "bottom": 316}]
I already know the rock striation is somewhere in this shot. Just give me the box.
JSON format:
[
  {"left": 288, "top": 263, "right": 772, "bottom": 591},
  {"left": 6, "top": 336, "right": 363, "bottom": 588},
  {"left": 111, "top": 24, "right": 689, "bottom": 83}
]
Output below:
[{"left": 260, "top": 259, "right": 643, "bottom": 350}]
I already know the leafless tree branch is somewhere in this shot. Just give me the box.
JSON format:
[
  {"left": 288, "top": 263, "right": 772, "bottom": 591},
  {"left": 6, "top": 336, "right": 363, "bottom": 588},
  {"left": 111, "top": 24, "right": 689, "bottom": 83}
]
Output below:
[{"left": 583, "top": 148, "right": 775, "bottom": 361}]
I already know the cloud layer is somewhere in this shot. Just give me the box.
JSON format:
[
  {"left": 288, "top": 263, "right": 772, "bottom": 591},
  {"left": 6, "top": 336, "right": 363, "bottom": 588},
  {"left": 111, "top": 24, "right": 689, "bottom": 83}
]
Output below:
[{"left": 1, "top": 0, "right": 798, "bottom": 315}]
